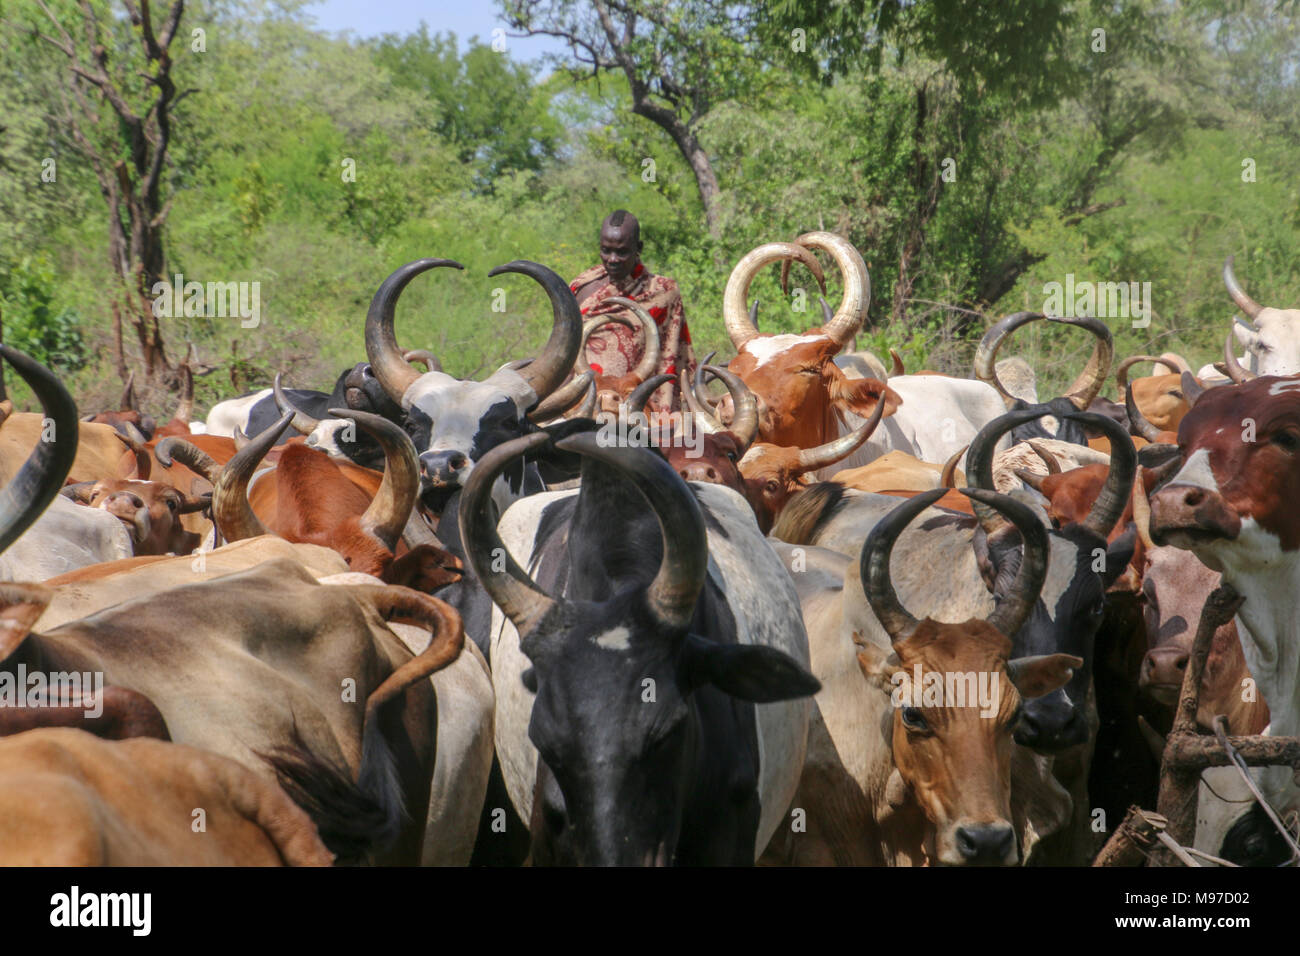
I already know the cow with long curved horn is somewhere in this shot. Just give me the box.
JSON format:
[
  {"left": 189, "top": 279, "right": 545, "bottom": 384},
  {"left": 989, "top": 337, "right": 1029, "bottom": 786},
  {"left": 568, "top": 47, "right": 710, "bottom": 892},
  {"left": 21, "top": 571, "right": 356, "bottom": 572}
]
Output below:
[
  {"left": 723, "top": 236, "right": 899, "bottom": 476},
  {"left": 842, "top": 485, "right": 1081, "bottom": 865},
  {"left": 362, "top": 257, "right": 583, "bottom": 516},
  {"left": 973, "top": 312, "right": 1114, "bottom": 446},
  {"left": 961, "top": 405, "right": 1137, "bottom": 755},
  {"left": 459, "top": 430, "right": 818, "bottom": 865}
]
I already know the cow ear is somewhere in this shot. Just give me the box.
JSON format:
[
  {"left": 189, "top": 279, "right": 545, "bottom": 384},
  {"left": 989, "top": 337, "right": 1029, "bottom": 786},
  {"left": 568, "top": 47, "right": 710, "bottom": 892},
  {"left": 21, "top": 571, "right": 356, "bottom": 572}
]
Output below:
[
  {"left": 0, "top": 583, "right": 53, "bottom": 661},
  {"left": 829, "top": 376, "right": 902, "bottom": 420},
  {"left": 1005, "top": 653, "right": 1082, "bottom": 699},
  {"left": 854, "top": 637, "right": 902, "bottom": 694},
  {"left": 1102, "top": 524, "right": 1137, "bottom": 588},
  {"left": 681, "top": 633, "right": 820, "bottom": 703}
]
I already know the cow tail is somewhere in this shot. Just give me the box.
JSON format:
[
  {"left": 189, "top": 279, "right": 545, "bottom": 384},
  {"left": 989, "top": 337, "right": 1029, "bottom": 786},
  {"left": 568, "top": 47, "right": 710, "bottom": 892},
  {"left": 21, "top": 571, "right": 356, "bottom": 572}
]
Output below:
[
  {"left": 770, "top": 482, "right": 848, "bottom": 544},
  {"left": 261, "top": 723, "right": 400, "bottom": 866}
]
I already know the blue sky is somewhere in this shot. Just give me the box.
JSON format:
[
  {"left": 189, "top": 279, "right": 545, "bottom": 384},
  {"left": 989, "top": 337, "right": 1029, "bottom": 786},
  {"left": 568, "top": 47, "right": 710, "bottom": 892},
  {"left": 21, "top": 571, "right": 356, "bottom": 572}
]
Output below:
[{"left": 303, "top": 0, "right": 570, "bottom": 63}]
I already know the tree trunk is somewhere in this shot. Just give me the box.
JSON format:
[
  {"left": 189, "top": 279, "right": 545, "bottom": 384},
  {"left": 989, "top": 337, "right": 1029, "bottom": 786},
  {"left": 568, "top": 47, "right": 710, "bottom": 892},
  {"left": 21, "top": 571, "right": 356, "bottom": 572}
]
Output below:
[{"left": 631, "top": 102, "right": 721, "bottom": 238}]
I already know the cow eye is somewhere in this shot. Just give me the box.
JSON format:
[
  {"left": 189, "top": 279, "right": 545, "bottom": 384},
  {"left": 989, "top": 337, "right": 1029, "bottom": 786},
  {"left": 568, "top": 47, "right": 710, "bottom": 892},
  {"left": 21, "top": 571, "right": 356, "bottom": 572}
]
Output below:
[
  {"left": 725, "top": 451, "right": 737, "bottom": 463},
  {"left": 1271, "top": 430, "right": 1299, "bottom": 453},
  {"left": 166, "top": 498, "right": 178, "bottom": 512},
  {"left": 901, "top": 706, "right": 928, "bottom": 732}
]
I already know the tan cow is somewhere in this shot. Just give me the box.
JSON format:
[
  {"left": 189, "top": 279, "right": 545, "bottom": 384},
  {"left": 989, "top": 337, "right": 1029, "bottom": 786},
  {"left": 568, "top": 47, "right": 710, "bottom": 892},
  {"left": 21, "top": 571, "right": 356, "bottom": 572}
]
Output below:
[
  {"left": 762, "top": 489, "right": 1077, "bottom": 866},
  {"left": 0, "top": 728, "right": 333, "bottom": 866},
  {"left": 831, "top": 449, "right": 963, "bottom": 493}
]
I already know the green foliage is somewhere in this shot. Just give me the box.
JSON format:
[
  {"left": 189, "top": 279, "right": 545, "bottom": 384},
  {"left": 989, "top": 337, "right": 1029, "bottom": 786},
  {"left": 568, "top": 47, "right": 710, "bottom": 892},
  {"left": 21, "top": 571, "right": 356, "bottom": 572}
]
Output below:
[
  {"left": 759, "top": 0, "right": 1078, "bottom": 105},
  {"left": 3, "top": 0, "right": 1299, "bottom": 422},
  {"left": 372, "top": 26, "right": 561, "bottom": 190},
  {"left": 0, "top": 256, "right": 88, "bottom": 372}
]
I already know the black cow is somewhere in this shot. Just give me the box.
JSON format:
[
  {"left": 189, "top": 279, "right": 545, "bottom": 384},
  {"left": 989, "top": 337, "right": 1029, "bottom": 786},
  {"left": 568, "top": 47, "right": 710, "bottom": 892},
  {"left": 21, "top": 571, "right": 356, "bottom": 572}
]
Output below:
[{"left": 460, "top": 431, "right": 820, "bottom": 865}]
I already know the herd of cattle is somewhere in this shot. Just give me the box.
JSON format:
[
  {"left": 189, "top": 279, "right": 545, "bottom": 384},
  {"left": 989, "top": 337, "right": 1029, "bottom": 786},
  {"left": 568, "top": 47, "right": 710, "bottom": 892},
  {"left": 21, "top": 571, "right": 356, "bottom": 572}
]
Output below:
[{"left": 1, "top": 236, "right": 1297, "bottom": 866}]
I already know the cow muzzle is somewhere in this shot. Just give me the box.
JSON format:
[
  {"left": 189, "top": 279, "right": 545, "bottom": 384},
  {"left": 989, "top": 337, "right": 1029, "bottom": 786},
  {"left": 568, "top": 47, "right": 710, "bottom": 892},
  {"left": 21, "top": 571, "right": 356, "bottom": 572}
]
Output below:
[
  {"left": 100, "top": 491, "right": 151, "bottom": 544},
  {"left": 420, "top": 449, "right": 469, "bottom": 487},
  {"left": 1138, "top": 645, "right": 1188, "bottom": 704},
  {"left": 939, "top": 821, "right": 1018, "bottom": 866},
  {"left": 1014, "top": 691, "right": 1090, "bottom": 752},
  {"left": 1149, "top": 482, "right": 1242, "bottom": 546}
]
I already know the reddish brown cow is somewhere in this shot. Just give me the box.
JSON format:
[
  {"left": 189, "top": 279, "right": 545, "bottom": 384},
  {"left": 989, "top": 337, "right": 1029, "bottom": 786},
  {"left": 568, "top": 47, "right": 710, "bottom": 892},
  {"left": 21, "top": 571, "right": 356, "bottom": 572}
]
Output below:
[
  {"left": 665, "top": 365, "right": 887, "bottom": 534},
  {"left": 60, "top": 478, "right": 209, "bottom": 556},
  {"left": 172, "top": 409, "right": 462, "bottom": 591},
  {"left": 722, "top": 235, "right": 900, "bottom": 459}
]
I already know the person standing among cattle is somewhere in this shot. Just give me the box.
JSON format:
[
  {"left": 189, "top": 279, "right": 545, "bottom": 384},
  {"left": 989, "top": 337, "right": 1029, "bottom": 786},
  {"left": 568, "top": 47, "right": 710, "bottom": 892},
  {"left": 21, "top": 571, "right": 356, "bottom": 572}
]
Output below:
[{"left": 570, "top": 210, "right": 696, "bottom": 413}]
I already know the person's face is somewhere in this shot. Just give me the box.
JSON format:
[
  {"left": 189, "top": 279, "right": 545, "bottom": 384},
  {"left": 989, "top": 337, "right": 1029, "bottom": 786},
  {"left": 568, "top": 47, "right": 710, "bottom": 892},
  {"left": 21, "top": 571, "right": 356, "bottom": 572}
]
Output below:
[{"left": 600, "top": 224, "right": 640, "bottom": 282}]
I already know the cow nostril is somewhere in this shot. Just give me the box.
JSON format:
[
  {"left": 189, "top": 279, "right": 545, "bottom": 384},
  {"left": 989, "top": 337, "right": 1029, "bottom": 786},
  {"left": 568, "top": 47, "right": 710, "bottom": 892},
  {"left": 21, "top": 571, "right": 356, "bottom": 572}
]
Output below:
[
  {"left": 955, "top": 825, "right": 1014, "bottom": 863},
  {"left": 705, "top": 468, "right": 717, "bottom": 480},
  {"left": 1174, "top": 654, "right": 1188, "bottom": 671},
  {"left": 1183, "top": 488, "right": 1204, "bottom": 507}
]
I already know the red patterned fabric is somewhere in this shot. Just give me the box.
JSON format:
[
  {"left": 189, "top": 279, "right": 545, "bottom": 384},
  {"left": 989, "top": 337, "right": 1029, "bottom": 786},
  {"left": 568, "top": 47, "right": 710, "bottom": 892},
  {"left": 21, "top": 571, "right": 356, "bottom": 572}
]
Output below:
[{"left": 570, "top": 262, "right": 696, "bottom": 413}]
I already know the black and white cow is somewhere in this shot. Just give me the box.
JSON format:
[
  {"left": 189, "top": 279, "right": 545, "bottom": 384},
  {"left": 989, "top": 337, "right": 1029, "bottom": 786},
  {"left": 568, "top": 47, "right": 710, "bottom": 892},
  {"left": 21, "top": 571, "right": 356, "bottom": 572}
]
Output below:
[
  {"left": 972, "top": 312, "right": 1117, "bottom": 446},
  {"left": 460, "top": 432, "right": 819, "bottom": 865},
  {"left": 205, "top": 363, "right": 404, "bottom": 469},
  {"left": 363, "top": 258, "right": 584, "bottom": 514}
]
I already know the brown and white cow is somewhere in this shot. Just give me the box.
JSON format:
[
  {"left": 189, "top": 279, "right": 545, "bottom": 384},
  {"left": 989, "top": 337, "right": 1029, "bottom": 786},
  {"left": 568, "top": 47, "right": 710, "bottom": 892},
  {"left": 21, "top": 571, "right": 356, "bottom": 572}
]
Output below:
[
  {"left": 721, "top": 234, "right": 901, "bottom": 476},
  {"left": 1149, "top": 374, "right": 1300, "bottom": 860}
]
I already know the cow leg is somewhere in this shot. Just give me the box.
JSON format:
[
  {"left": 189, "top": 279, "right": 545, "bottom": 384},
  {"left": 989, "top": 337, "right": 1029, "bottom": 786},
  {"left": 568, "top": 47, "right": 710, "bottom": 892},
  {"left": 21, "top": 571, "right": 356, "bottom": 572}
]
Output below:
[{"left": 420, "top": 641, "right": 495, "bottom": 865}]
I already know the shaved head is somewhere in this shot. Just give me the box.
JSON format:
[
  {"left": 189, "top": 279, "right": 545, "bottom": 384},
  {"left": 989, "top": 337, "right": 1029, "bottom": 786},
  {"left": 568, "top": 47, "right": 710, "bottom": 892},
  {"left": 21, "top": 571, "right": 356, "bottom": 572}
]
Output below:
[
  {"left": 603, "top": 209, "right": 640, "bottom": 241},
  {"left": 599, "top": 210, "right": 643, "bottom": 283}
]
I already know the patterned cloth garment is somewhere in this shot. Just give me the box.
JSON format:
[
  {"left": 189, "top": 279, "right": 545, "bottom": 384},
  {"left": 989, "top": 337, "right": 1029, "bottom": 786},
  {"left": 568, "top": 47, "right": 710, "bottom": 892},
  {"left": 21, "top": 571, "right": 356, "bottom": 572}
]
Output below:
[{"left": 569, "top": 262, "right": 697, "bottom": 413}]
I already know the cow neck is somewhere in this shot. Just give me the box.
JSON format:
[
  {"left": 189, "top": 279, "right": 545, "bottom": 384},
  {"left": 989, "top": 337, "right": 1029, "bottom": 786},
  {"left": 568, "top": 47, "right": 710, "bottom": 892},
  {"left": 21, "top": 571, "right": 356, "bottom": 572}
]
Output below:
[
  {"left": 2, "top": 629, "right": 91, "bottom": 678},
  {"left": 1214, "top": 547, "right": 1300, "bottom": 738},
  {"left": 567, "top": 455, "right": 664, "bottom": 604}
]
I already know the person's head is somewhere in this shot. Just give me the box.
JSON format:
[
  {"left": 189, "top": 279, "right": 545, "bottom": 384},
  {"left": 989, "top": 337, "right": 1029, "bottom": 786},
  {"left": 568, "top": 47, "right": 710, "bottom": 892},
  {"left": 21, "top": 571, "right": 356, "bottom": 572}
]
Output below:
[{"left": 600, "top": 210, "right": 642, "bottom": 283}]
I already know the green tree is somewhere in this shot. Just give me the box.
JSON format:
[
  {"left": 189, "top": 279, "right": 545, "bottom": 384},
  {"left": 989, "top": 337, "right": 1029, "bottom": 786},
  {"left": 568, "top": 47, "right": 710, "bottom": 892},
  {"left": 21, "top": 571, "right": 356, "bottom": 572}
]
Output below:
[{"left": 372, "top": 26, "right": 560, "bottom": 190}]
